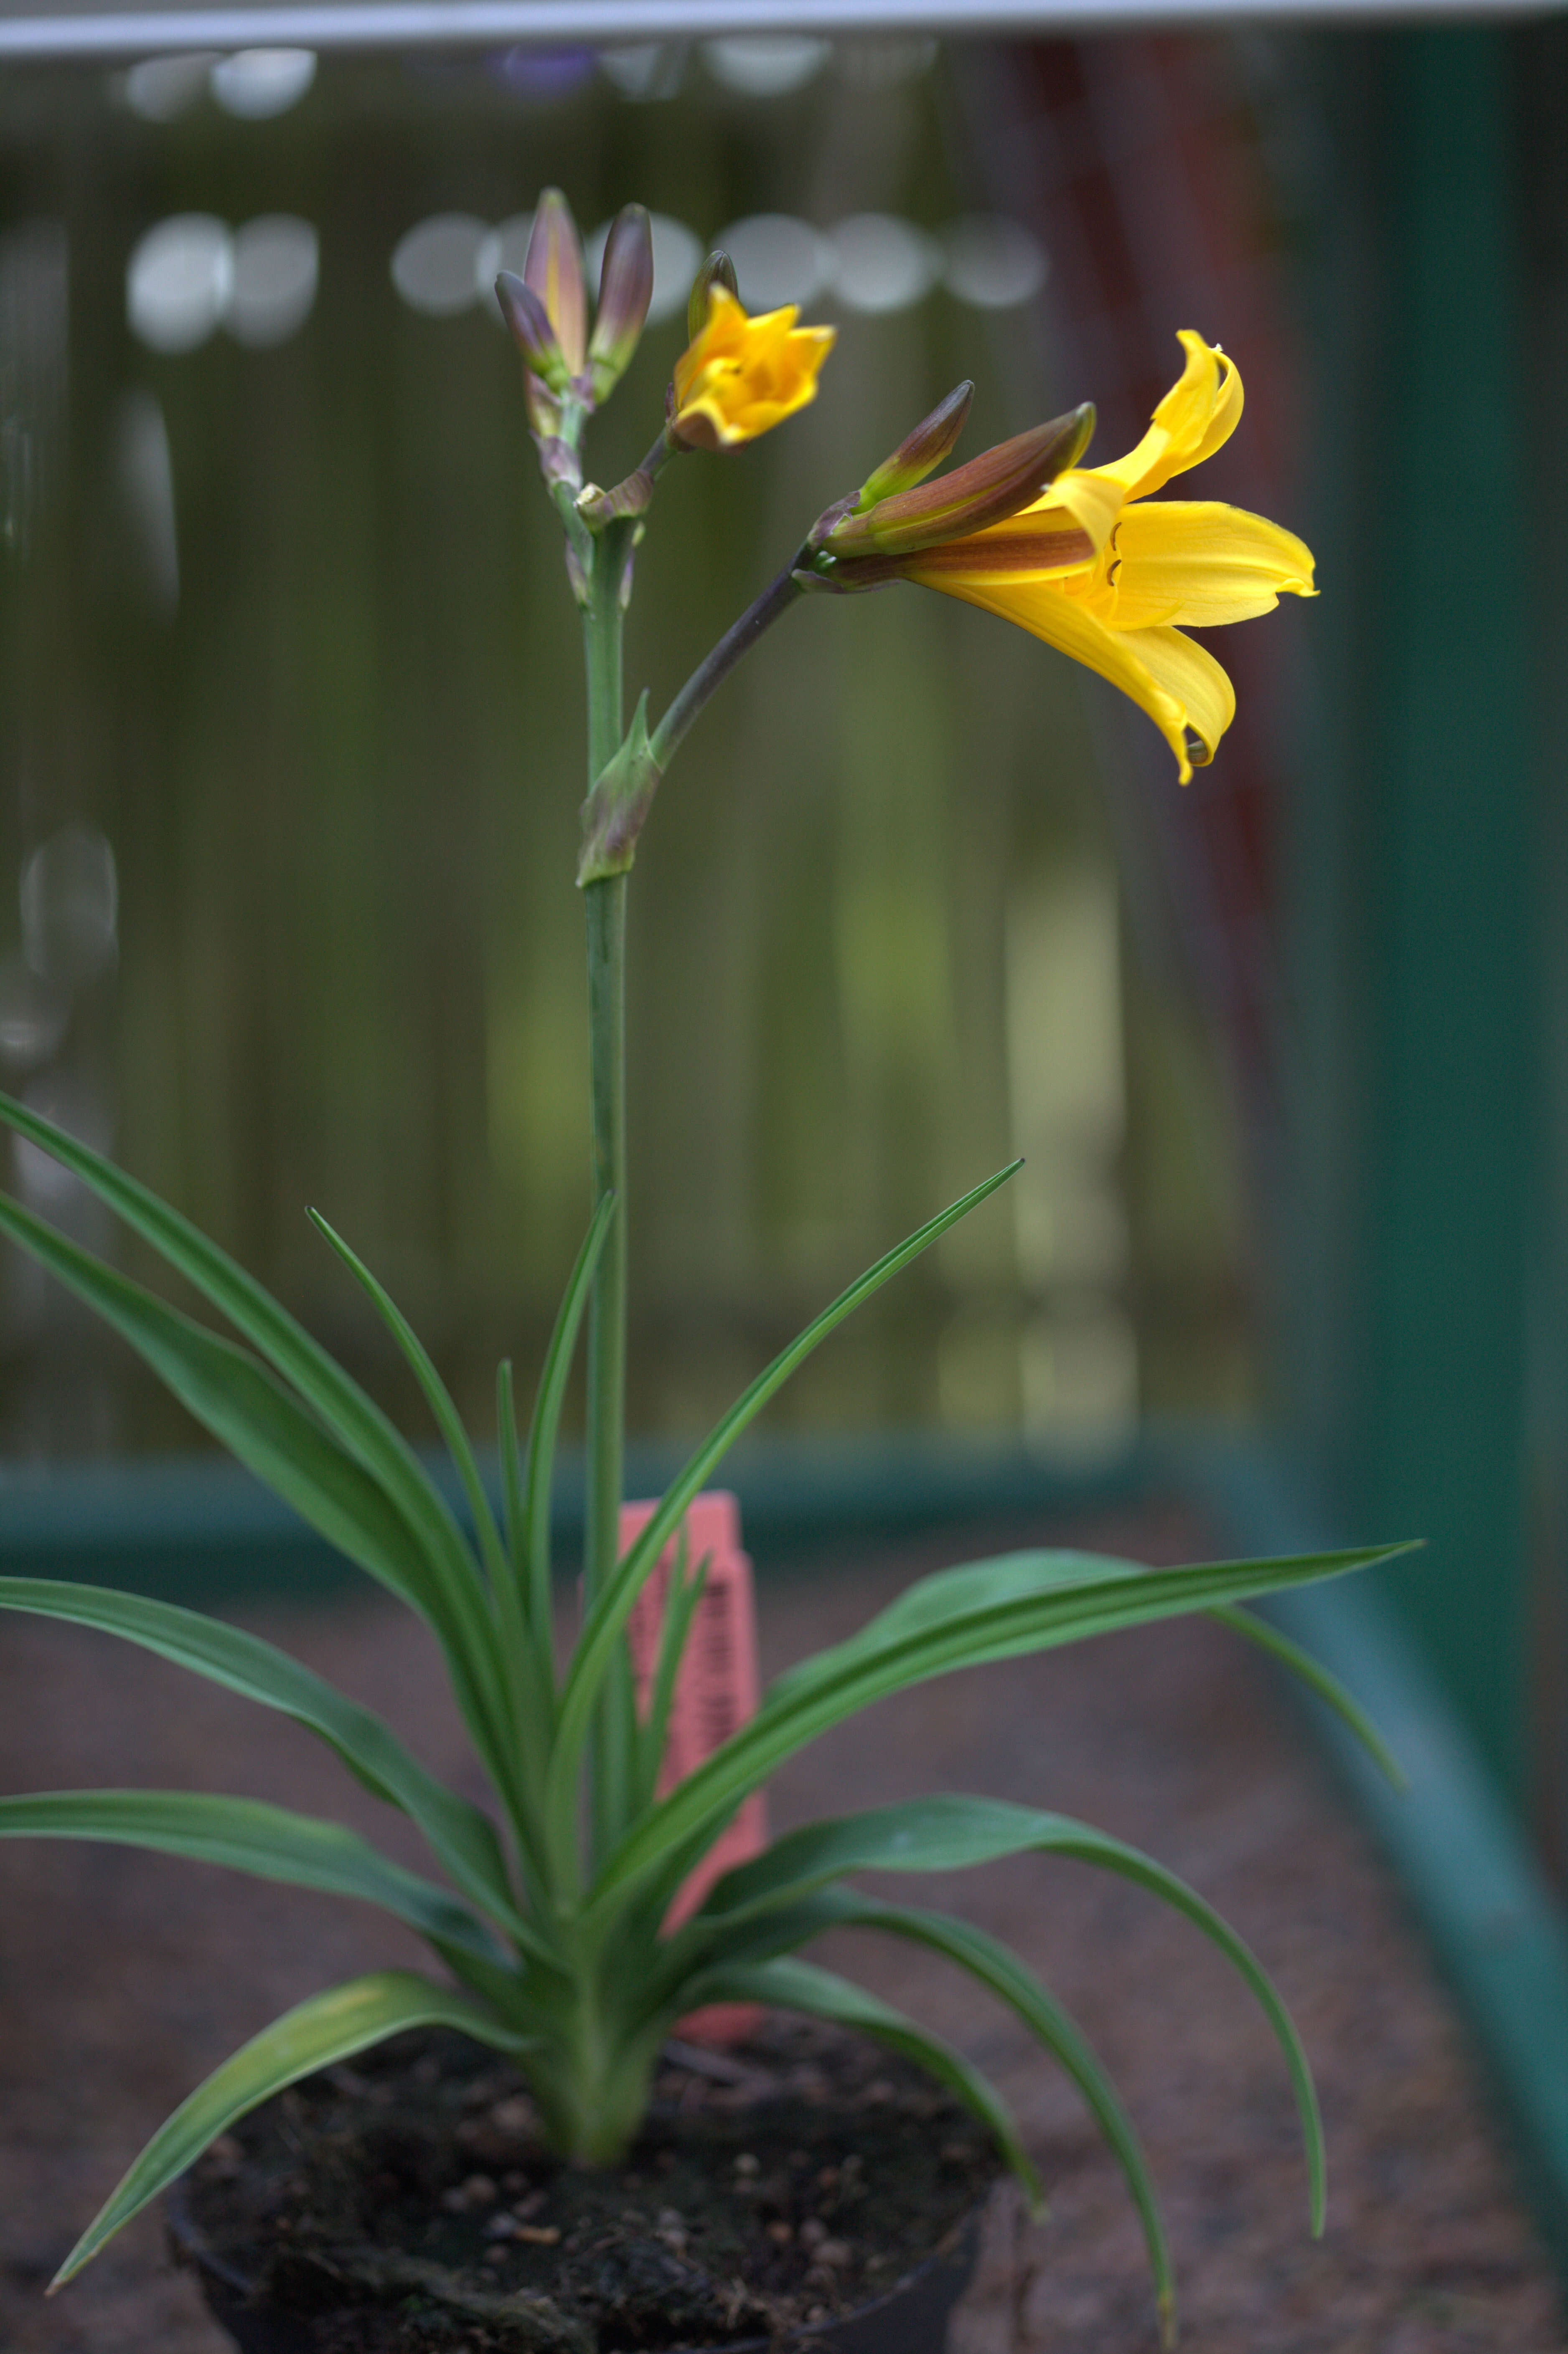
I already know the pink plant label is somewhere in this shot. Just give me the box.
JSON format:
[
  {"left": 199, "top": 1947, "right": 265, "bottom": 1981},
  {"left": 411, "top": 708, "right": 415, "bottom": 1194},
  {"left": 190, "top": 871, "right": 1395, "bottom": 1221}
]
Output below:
[{"left": 622, "top": 1489, "right": 766, "bottom": 2044}]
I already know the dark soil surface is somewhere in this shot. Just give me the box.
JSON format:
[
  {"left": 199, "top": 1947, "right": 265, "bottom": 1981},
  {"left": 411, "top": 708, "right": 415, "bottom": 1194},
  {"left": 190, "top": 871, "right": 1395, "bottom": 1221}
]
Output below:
[
  {"left": 180, "top": 2019, "right": 992, "bottom": 2351},
  {"left": 2, "top": 1499, "right": 1565, "bottom": 2352}
]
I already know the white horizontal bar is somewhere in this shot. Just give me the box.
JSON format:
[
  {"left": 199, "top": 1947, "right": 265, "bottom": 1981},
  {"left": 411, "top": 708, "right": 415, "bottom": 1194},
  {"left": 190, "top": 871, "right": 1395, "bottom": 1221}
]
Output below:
[{"left": 0, "top": 0, "right": 1551, "bottom": 64}]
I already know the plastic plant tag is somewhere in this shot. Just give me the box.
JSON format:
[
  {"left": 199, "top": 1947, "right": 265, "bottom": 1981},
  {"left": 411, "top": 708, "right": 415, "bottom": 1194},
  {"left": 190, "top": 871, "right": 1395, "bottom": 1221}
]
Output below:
[{"left": 622, "top": 1489, "right": 766, "bottom": 2042}]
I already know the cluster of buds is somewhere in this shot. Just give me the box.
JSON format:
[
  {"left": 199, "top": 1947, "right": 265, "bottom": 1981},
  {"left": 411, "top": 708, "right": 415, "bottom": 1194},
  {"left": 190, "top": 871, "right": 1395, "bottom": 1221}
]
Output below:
[
  {"left": 495, "top": 191, "right": 654, "bottom": 484},
  {"left": 800, "top": 387, "right": 1097, "bottom": 589}
]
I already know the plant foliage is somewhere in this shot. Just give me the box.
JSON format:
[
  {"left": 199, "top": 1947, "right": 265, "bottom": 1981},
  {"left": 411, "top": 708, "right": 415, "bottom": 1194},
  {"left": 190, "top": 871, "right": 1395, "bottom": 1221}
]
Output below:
[{"left": 0, "top": 1089, "right": 1408, "bottom": 2328}]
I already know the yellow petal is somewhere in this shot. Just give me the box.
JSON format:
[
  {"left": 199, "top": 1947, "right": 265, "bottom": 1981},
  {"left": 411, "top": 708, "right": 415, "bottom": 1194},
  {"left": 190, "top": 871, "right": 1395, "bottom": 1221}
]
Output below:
[
  {"left": 1031, "top": 466, "right": 1125, "bottom": 553},
  {"left": 1129, "top": 625, "right": 1236, "bottom": 766},
  {"left": 1087, "top": 500, "right": 1317, "bottom": 630},
  {"left": 1091, "top": 331, "right": 1243, "bottom": 503},
  {"left": 913, "top": 569, "right": 1230, "bottom": 783}
]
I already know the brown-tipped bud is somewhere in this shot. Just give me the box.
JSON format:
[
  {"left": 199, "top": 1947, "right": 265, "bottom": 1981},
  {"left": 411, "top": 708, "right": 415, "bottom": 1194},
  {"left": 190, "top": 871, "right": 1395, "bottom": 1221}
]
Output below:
[
  {"left": 524, "top": 188, "right": 587, "bottom": 376},
  {"left": 826, "top": 403, "right": 1096, "bottom": 559},
  {"left": 855, "top": 382, "right": 973, "bottom": 511},
  {"left": 686, "top": 250, "right": 738, "bottom": 343},
  {"left": 588, "top": 204, "right": 654, "bottom": 402},
  {"left": 496, "top": 271, "right": 569, "bottom": 391}
]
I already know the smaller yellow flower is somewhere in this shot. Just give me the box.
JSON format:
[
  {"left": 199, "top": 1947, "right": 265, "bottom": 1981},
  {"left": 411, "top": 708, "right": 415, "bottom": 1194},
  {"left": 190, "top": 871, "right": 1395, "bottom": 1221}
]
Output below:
[{"left": 670, "top": 287, "right": 835, "bottom": 452}]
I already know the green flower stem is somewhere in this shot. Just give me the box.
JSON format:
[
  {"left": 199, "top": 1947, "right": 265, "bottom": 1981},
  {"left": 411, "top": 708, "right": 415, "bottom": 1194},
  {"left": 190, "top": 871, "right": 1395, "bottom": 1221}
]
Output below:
[
  {"left": 650, "top": 562, "right": 804, "bottom": 773},
  {"left": 582, "top": 526, "right": 635, "bottom": 1885}
]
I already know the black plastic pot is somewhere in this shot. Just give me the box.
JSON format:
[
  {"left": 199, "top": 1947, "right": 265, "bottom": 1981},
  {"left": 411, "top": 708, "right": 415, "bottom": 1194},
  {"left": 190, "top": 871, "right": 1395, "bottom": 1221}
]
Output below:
[{"left": 167, "top": 2190, "right": 979, "bottom": 2354}]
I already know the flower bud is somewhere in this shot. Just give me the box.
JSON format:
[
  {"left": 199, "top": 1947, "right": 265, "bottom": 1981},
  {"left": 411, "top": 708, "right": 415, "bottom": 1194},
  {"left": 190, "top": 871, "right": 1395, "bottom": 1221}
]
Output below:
[
  {"left": 686, "top": 250, "right": 738, "bottom": 343},
  {"left": 855, "top": 382, "right": 973, "bottom": 511},
  {"left": 588, "top": 205, "right": 654, "bottom": 402},
  {"left": 825, "top": 404, "right": 1095, "bottom": 559},
  {"left": 523, "top": 188, "right": 587, "bottom": 377},
  {"left": 496, "top": 271, "right": 569, "bottom": 390},
  {"left": 579, "top": 691, "right": 663, "bottom": 885}
]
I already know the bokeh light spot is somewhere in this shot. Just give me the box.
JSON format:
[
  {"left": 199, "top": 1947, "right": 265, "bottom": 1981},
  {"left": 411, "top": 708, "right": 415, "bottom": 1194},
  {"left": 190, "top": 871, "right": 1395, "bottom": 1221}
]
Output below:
[
  {"left": 715, "top": 214, "right": 829, "bottom": 312},
  {"left": 209, "top": 48, "right": 317, "bottom": 120},
  {"left": 828, "top": 214, "right": 936, "bottom": 315},
  {"left": 941, "top": 216, "right": 1049, "bottom": 310},
  {"left": 392, "top": 214, "right": 488, "bottom": 316},
  {"left": 703, "top": 38, "right": 830, "bottom": 98},
  {"left": 127, "top": 215, "right": 233, "bottom": 354},
  {"left": 228, "top": 217, "right": 319, "bottom": 348}
]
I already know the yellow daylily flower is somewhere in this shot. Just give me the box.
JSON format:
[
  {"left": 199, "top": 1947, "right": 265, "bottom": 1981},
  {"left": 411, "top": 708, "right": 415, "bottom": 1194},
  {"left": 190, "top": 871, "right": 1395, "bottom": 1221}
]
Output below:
[
  {"left": 670, "top": 287, "right": 835, "bottom": 452},
  {"left": 873, "top": 333, "right": 1315, "bottom": 783}
]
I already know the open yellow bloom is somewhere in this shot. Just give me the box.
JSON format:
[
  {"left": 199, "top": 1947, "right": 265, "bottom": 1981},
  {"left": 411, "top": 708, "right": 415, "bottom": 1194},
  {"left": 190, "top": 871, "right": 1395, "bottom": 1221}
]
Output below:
[
  {"left": 671, "top": 287, "right": 835, "bottom": 452},
  {"left": 901, "top": 333, "right": 1314, "bottom": 783}
]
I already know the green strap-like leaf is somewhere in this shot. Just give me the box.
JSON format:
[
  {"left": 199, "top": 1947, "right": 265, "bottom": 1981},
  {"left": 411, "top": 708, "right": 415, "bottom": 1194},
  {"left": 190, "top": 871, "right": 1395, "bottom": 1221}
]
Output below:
[
  {"left": 0, "top": 1789, "right": 506, "bottom": 1966},
  {"left": 497, "top": 1359, "right": 527, "bottom": 1592},
  {"left": 589, "top": 1545, "right": 1413, "bottom": 1922},
  {"left": 804, "top": 1892, "right": 1174, "bottom": 2340},
  {"left": 678, "top": 1792, "right": 1321, "bottom": 2229},
  {"left": 0, "top": 1089, "right": 501, "bottom": 1733},
  {"left": 0, "top": 1181, "right": 511, "bottom": 1790},
  {"left": 767, "top": 1547, "right": 1147, "bottom": 1703},
  {"left": 523, "top": 1193, "right": 616, "bottom": 1646},
  {"left": 305, "top": 1208, "right": 546, "bottom": 1858},
  {"left": 680, "top": 1955, "right": 1039, "bottom": 2205},
  {"left": 768, "top": 1553, "right": 1404, "bottom": 1785},
  {"left": 636, "top": 1538, "right": 708, "bottom": 1817},
  {"left": 692, "top": 1794, "right": 1130, "bottom": 1918},
  {"left": 548, "top": 1163, "right": 1022, "bottom": 1872},
  {"left": 689, "top": 1792, "right": 1321, "bottom": 2236},
  {"left": 1210, "top": 1605, "right": 1406, "bottom": 1787},
  {"left": 51, "top": 1970, "right": 533, "bottom": 2285},
  {"left": 0, "top": 1578, "right": 542, "bottom": 1952},
  {"left": 308, "top": 1209, "right": 510, "bottom": 1599}
]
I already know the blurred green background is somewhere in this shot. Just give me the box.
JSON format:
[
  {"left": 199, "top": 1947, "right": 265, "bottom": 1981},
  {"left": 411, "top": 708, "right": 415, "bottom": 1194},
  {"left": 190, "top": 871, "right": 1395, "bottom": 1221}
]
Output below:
[{"left": 0, "top": 34, "right": 1256, "bottom": 1464}]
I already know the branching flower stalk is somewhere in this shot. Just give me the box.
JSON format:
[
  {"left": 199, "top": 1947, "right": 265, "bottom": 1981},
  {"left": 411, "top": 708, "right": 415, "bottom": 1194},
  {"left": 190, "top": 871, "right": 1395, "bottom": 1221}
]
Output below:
[{"left": 0, "top": 187, "right": 1401, "bottom": 2346}]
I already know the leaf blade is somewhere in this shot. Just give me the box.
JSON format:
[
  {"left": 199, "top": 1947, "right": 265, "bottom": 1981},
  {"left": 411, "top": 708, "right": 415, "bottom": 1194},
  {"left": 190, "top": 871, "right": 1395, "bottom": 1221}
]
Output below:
[
  {"left": 677, "top": 1955, "right": 1039, "bottom": 2204},
  {"left": 681, "top": 1791, "right": 1322, "bottom": 2233},
  {"left": 0, "top": 1577, "right": 540, "bottom": 1951},
  {"left": 1209, "top": 1604, "right": 1406, "bottom": 1787},
  {"left": 524, "top": 1193, "right": 616, "bottom": 1645},
  {"left": 590, "top": 1545, "right": 1413, "bottom": 1919},
  {"left": 808, "top": 1893, "right": 1174, "bottom": 2336},
  {"left": 0, "top": 1789, "right": 505, "bottom": 1965},
  {"left": 692, "top": 1789, "right": 1309, "bottom": 2232},
  {"left": 549, "top": 1163, "right": 1022, "bottom": 1866},
  {"left": 51, "top": 1971, "right": 531, "bottom": 2285},
  {"left": 0, "top": 1187, "right": 511, "bottom": 1785},
  {"left": 0, "top": 1088, "right": 495, "bottom": 1701},
  {"left": 308, "top": 1208, "right": 509, "bottom": 1597}
]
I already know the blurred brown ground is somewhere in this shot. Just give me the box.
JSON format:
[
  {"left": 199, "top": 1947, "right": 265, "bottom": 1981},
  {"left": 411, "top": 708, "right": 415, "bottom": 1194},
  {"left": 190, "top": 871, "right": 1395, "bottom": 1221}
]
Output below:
[{"left": 1, "top": 1502, "right": 1564, "bottom": 2351}]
